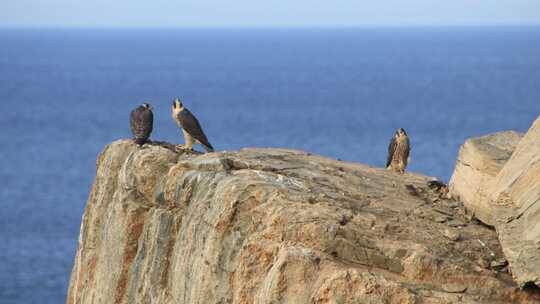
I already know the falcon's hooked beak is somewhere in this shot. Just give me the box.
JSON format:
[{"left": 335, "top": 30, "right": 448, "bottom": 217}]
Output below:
[
  {"left": 173, "top": 99, "right": 183, "bottom": 109},
  {"left": 397, "top": 128, "right": 407, "bottom": 136}
]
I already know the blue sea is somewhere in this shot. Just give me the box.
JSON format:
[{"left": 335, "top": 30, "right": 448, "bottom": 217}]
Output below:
[{"left": 1, "top": 27, "right": 539, "bottom": 303}]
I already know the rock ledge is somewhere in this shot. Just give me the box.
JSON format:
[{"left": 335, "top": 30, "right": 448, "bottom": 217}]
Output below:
[{"left": 67, "top": 140, "right": 539, "bottom": 303}]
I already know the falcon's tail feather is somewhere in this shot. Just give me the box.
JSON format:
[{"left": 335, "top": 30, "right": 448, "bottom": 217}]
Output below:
[{"left": 202, "top": 143, "right": 214, "bottom": 153}]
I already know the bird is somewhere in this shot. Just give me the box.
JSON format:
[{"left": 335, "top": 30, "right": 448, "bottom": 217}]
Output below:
[
  {"left": 386, "top": 128, "right": 410, "bottom": 174},
  {"left": 171, "top": 98, "right": 214, "bottom": 152},
  {"left": 130, "top": 103, "right": 153, "bottom": 146}
]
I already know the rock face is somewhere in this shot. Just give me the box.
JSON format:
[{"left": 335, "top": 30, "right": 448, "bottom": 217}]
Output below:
[
  {"left": 67, "top": 140, "right": 539, "bottom": 304},
  {"left": 489, "top": 117, "right": 540, "bottom": 288},
  {"left": 449, "top": 131, "right": 523, "bottom": 225},
  {"left": 450, "top": 116, "right": 540, "bottom": 289}
]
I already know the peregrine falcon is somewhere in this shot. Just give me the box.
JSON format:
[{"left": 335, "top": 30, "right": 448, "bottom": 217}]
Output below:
[
  {"left": 130, "top": 103, "right": 153, "bottom": 146},
  {"left": 386, "top": 128, "right": 410, "bottom": 174},
  {"left": 171, "top": 98, "right": 214, "bottom": 152}
]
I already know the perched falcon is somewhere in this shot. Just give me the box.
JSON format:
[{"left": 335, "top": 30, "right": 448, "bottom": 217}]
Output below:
[
  {"left": 171, "top": 98, "right": 214, "bottom": 152},
  {"left": 386, "top": 128, "right": 410, "bottom": 174},
  {"left": 130, "top": 103, "right": 153, "bottom": 146}
]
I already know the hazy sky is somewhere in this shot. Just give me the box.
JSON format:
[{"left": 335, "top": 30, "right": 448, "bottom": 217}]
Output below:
[{"left": 1, "top": 0, "right": 540, "bottom": 28}]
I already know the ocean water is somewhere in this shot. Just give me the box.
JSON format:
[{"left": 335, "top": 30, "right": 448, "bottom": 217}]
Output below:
[{"left": 1, "top": 27, "right": 539, "bottom": 303}]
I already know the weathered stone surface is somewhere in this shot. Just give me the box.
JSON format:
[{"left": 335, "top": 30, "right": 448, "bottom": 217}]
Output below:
[
  {"left": 489, "top": 116, "right": 540, "bottom": 288},
  {"left": 449, "top": 131, "right": 523, "bottom": 225},
  {"left": 67, "top": 140, "right": 540, "bottom": 303},
  {"left": 449, "top": 116, "right": 540, "bottom": 289}
]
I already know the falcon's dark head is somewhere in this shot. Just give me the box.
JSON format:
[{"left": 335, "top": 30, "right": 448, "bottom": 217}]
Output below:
[
  {"left": 141, "top": 103, "right": 152, "bottom": 110},
  {"left": 397, "top": 128, "right": 407, "bottom": 137},
  {"left": 173, "top": 98, "right": 184, "bottom": 110}
]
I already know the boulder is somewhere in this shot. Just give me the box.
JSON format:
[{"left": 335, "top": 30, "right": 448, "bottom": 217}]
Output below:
[
  {"left": 490, "top": 117, "right": 540, "bottom": 288},
  {"left": 449, "top": 131, "right": 523, "bottom": 225},
  {"left": 67, "top": 140, "right": 539, "bottom": 303}
]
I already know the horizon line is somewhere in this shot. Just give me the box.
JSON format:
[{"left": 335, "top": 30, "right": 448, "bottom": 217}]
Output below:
[{"left": 1, "top": 23, "right": 540, "bottom": 30}]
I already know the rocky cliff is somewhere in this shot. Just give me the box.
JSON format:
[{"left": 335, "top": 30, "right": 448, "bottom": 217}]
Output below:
[
  {"left": 67, "top": 137, "right": 540, "bottom": 303},
  {"left": 450, "top": 116, "right": 540, "bottom": 289}
]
